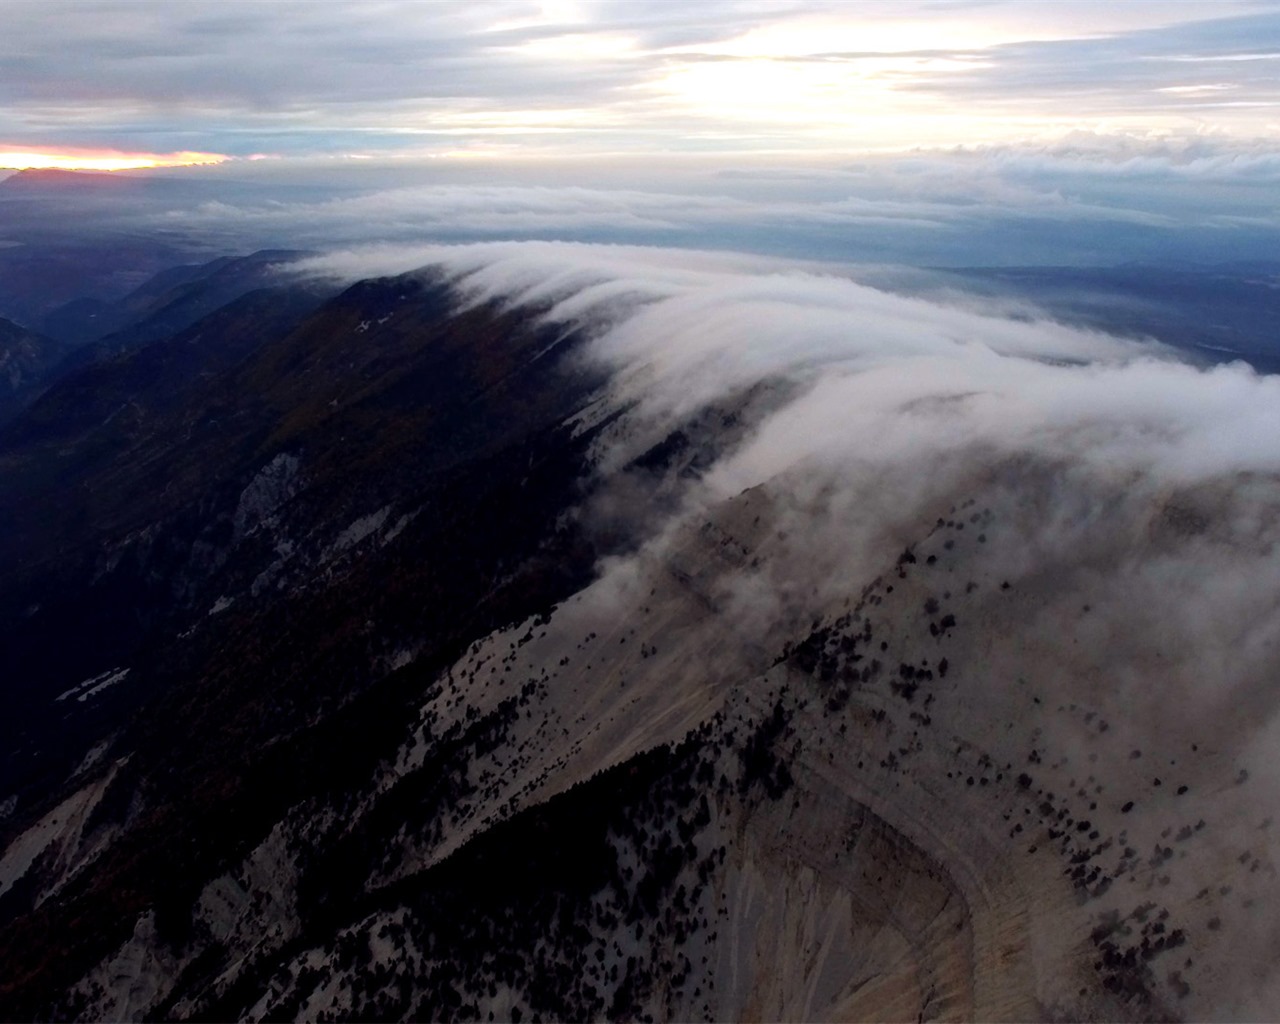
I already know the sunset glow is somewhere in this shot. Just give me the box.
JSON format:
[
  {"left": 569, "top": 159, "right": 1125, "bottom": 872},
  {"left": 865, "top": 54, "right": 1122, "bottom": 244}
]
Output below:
[{"left": 0, "top": 147, "right": 228, "bottom": 171}]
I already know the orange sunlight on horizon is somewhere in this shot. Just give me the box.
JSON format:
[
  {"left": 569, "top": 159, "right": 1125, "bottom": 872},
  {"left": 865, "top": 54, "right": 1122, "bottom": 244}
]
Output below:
[{"left": 0, "top": 147, "right": 229, "bottom": 171}]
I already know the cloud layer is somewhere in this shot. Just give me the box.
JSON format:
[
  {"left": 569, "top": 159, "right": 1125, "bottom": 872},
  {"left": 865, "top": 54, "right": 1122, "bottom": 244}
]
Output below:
[
  {"left": 2, "top": 1, "right": 1279, "bottom": 157},
  {"left": 164, "top": 136, "right": 1280, "bottom": 269}
]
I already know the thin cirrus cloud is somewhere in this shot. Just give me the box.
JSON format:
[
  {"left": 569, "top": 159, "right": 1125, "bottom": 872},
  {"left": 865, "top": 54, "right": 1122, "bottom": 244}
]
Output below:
[{"left": 0, "top": 1, "right": 1278, "bottom": 159}]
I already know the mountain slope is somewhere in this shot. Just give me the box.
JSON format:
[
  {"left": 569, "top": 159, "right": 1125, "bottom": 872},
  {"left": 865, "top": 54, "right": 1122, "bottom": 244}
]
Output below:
[
  {"left": 0, "top": 316, "right": 68, "bottom": 420},
  {"left": 0, "top": 246, "right": 1277, "bottom": 1021}
]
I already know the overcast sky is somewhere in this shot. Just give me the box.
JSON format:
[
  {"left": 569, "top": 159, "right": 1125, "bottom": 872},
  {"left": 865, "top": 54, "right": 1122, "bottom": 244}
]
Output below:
[{"left": 2, "top": 0, "right": 1279, "bottom": 164}]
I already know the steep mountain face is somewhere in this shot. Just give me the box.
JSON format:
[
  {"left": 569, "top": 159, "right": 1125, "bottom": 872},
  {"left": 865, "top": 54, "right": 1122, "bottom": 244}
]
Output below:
[
  {"left": 0, "top": 269, "right": 598, "bottom": 802},
  {"left": 0, "top": 273, "right": 607, "bottom": 1018},
  {"left": 0, "top": 317, "right": 68, "bottom": 420},
  {"left": 0, "top": 248, "right": 1278, "bottom": 1022}
]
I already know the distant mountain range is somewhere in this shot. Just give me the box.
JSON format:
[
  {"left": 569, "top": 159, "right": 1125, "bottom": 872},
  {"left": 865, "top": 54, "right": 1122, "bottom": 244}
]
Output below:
[
  {"left": 0, "top": 169, "right": 172, "bottom": 193},
  {"left": 0, "top": 250, "right": 324, "bottom": 424}
]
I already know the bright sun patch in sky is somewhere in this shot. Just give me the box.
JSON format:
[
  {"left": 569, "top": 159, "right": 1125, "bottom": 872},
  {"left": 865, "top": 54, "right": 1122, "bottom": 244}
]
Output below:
[{"left": 0, "top": 148, "right": 228, "bottom": 171}]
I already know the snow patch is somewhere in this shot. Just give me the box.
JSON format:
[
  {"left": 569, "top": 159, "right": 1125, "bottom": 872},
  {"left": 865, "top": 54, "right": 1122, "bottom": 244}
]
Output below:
[
  {"left": 74, "top": 739, "right": 113, "bottom": 777},
  {"left": 325, "top": 506, "right": 391, "bottom": 561},
  {"left": 56, "top": 667, "right": 130, "bottom": 704},
  {"left": 383, "top": 510, "right": 417, "bottom": 545}
]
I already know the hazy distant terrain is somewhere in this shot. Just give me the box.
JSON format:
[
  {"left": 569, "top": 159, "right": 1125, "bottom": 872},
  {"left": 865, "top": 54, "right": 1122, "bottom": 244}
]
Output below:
[{"left": 932, "top": 264, "right": 1280, "bottom": 374}]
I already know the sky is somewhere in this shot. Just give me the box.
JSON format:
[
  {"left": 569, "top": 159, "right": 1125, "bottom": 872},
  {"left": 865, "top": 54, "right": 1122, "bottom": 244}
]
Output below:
[
  {"left": 1, "top": 1, "right": 1279, "bottom": 269},
  {"left": 2, "top": 0, "right": 1279, "bottom": 167}
]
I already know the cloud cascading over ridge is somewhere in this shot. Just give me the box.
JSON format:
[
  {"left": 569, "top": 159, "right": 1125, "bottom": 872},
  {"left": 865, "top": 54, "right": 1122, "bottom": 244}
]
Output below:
[
  {"left": 295, "top": 239, "right": 1280, "bottom": 610},
  {"left": 353, "top": 240, "right": 1280, "bottom": 482},
  {"left": 329, "top": 240, "right": 1280, "bottom": 1013}
]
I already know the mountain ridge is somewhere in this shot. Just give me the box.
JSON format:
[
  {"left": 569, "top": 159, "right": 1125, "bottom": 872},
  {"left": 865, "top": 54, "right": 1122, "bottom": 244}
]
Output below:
[{"left": 0, "top": 250, "right": 1277, "bottom": 1021}]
